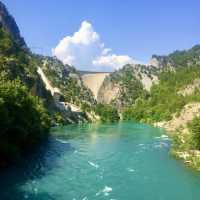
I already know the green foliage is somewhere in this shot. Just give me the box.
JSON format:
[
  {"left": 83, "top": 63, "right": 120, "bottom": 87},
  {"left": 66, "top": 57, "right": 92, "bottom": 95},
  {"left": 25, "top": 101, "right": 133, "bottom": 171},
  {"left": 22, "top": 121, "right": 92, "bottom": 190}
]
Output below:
[
  {"left": 123, "top": 65, "right": 200, "bottom": 123},
  {"left": 0, "top": 28, "right": 51, "bottom": 165},
  {"left": 34, "top": 56, "right": 96, "bottom": 109},
  {"left": 53, "top": 112, "right": 65, "bottom": 125},
  {"left": 152, "top": 45, "right": 200, "bottom": 69},
  {"left": 95, "top": 104, "right": 120, "bottom": 122},
  {"left": 101, "top": 65, "right": 148, "bottom": 109},
  {"left": 188, "top": 117, "right": 200, "bottom": 150},
  {"left": 0, "top": 73, "right": 50, "bottom": 163}
]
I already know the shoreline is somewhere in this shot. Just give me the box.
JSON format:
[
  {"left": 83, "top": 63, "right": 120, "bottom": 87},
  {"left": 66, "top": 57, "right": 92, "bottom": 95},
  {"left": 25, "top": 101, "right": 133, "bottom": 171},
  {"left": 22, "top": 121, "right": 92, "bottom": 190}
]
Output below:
[{"left": 154, "top": 122, "right": 200, "bottom": 172}]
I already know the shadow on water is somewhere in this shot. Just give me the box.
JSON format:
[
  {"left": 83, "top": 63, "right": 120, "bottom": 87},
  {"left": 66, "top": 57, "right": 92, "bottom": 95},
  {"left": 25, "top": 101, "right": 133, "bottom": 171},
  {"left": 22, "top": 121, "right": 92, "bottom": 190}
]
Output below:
[{"left": 0, "top": 136, "right": 74, "bottom": 200}]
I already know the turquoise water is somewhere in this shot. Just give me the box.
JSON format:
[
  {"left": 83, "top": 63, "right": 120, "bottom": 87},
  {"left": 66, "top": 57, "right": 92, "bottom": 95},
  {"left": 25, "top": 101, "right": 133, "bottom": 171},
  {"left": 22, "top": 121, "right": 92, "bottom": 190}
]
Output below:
[{"left": 1, "top": 122, "right": 200, "bottom": 200}]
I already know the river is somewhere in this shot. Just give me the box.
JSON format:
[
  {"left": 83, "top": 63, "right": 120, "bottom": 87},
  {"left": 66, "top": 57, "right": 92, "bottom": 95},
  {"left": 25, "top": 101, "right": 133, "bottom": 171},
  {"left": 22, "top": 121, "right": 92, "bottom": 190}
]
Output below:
[{"left": 1, "top": 122, "right": 200, "bottom": 200}]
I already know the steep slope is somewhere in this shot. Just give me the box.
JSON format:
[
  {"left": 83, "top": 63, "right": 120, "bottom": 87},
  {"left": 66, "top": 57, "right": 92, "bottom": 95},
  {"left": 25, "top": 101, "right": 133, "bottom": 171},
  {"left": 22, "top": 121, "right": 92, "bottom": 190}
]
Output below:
[
  {"left": 98, "top": 45, "right": 200, "bottom": 113},
  {"left": 97, "top": 64, "right": 158, "bottom": 110},
  {"left": 0, "top": 1, "right": 27, "bottom": 48},
  {"left": 0, "top": 1, "right": 97, "bottom": 124},
  {"left": 0, "top": 23, "right": 51, "bottom": 165},
  {"left": 150, "top": 45, "right": 200, "bottom": 69},
  {"left": 34, "top": 55, "right": 98, "bottom": 123},
  {"left": 123, "top": 65, "right": 200, "bottom": 123},
  {"left": 0, "top": 1, "right": 99, "bottom": 166},
  {"left": 158, "top": 103, "right": 200, "bottom": 133},
  {"left": 122, "top": 46, "right": 200, "bottom": 170},
  {"left": 35, "top": 55, "right": 96, "bottom": 107}
]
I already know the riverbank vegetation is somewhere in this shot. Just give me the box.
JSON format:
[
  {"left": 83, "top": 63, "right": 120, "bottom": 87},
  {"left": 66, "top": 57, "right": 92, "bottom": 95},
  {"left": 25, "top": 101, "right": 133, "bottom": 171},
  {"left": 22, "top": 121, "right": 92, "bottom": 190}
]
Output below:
[
  {"left": 0, "top": 28, "right": 51, "bottom": 166},
  {"left": 170, "top": 117, "right": 200, "bottom": 171},
  {"left": 95, "top": 103, "right": 120, "bottom": 122},
  {"left": 123, "top": 65, "right": 200, "bottom": 123},
  {"left": 121, "top": 46, "right": 200, "bottom": 170},
  {"left": 0, "top": 72, "right": 50, "bottom": 166}
]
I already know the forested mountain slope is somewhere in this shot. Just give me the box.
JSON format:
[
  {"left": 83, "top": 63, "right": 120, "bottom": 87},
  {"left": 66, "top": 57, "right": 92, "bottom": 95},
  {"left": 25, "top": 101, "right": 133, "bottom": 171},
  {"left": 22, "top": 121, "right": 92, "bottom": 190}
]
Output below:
[
  {"left": 121, "top": 46, "right": 200, "bottom": 170},
  {"left": 0, "top": 1, "right": 98, "bottom": 166},
  {"left": 97, "top": 64, "right": 158, "bottom": 110}
]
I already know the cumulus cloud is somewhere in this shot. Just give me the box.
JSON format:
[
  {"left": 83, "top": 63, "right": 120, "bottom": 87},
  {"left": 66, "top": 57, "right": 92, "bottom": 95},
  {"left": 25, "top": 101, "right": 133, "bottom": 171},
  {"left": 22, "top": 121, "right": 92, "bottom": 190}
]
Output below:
[
  {"left": 52, "top": 21, "right": 136, "bottom": 71},
  {"left": 93, "top": 54, "right": 134, "bottom": 70}
]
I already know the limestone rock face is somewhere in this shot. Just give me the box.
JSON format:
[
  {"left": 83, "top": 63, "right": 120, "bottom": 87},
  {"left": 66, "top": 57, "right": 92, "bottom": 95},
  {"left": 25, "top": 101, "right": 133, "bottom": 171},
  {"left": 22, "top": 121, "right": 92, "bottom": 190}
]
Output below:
[{"left": 97, "top": 64, "right": 159, "bottom": 110}]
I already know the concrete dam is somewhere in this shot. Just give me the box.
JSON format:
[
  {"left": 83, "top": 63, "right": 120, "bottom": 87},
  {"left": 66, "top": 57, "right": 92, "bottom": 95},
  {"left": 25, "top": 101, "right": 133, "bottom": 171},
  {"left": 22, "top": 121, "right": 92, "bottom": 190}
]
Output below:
[{"left": 80, "top": 71, "right": 110, "bottom": 100}]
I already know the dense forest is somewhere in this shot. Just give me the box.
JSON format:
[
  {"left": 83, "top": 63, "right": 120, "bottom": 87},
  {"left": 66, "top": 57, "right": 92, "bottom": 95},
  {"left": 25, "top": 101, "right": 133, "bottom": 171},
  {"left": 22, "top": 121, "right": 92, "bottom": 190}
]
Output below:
[{"left": 0, "top": 28, "right": 51, "bottom": 166}]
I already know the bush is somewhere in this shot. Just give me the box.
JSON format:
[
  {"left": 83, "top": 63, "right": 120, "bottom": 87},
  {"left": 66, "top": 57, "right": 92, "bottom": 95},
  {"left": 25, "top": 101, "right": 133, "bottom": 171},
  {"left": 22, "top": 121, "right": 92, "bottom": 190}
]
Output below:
[
  {"left": 0, "top": 73, "right": 50, "bottom": 164},
  {"left": 188, "top": 117, "right": 200, "bottom": 150},
  {"left": 95, "top": 103, "right": 120, "bottom": 122}
]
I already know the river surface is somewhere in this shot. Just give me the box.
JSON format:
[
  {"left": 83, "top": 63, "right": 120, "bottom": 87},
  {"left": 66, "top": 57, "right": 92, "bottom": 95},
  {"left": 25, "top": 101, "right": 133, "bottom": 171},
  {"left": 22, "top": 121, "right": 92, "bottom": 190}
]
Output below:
[{"left": 1, "top": 122, "right": 200, "bottom": 200}]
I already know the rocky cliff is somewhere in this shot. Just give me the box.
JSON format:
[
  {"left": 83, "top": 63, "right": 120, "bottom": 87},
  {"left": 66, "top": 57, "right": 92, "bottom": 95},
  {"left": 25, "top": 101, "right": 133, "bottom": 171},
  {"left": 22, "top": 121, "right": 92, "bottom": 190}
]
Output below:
[
  {"left": 97, "top": 64, "right": 158, "bottom": 110},
  {"left": 0, "top": 1, "right": 97, "bottom": 124}
]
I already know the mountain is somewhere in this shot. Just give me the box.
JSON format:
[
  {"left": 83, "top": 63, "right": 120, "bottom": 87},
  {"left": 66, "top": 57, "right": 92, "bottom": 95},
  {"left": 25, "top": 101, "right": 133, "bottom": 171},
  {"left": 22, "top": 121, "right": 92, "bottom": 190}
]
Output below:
[
  {"left": 0, "top": 0, "right": 98, "bottom": 124},
  {"left": 0, "top": 1, "right": 27, "bottom": 48},
  {"left": 150, "top": 45, "right": 200, "bottom": 69},
  {"left": 35, "top": 55, "right": 96, "bottom": 107},
  {"left": 97, "top": 64, "right": 159, "bottom": 110},
  {"left": 121, "top": 46, "right": 200, "bottom": 170},
  {"left": 34, "top": 55, "right": 98, "bottom": 123},
  {"left": 97, "top": 45, "right": 200, "bottom": 112},
  {"left": 0, "top": 1, "right": 98, "bottom": 166},
  {"left": 1, "top": 0, "right": 200, "bottom": 170}
]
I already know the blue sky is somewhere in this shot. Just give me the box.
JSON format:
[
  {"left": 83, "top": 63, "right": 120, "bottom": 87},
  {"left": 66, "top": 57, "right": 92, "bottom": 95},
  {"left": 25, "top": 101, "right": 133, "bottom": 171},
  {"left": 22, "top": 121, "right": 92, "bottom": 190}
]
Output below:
[{"left": 2, "top": 0, "right": 200, "bottom": 71}]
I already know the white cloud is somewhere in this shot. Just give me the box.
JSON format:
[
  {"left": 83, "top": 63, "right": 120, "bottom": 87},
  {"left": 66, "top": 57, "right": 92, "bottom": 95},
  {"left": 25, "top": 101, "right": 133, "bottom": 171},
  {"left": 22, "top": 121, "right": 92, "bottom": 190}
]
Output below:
[
  {"left": 93, "top": 54, "right": 134, "bottom": 70},
  {"left": 52, "top": 21, "right": 136, "bottom": 71}
]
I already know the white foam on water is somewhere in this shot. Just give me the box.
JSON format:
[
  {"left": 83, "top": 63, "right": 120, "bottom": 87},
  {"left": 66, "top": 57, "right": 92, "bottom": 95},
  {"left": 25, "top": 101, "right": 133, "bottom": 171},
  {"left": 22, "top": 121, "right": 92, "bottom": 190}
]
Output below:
[
  {"left": 96, "top": 191, "right": 101, "bottom": 196},
  {"left": 127, "top": 168, "right": 135, "bottom": 172},
  {"left": 88, "top": 161, "right": 99, "bottom": 169},
  {"left": 103, "top": 186, "right": 112, "bottom": 196},
  {"left": 154, "top": 141, "right": 169, "bottom": 149},
  {"left": 82, "top": 197, "right": 88, "bottom": 200},
  {"left": 161, "top": 134, "right": 168, "bottom": 138},
  {"left": 155, "top": 135, "right": 170, "bottom": 143},
  {"left": 55, "top": 138, "right": 68, "bottom": 144},
  {"left": 138, "top": 143, "right": 144, "bottom": 146},
  {"left": 34, "top": 188, "right": 38, "bottom": 194},
  {"left": 96, "top": 186, "right": 113, "bottom": 197}
]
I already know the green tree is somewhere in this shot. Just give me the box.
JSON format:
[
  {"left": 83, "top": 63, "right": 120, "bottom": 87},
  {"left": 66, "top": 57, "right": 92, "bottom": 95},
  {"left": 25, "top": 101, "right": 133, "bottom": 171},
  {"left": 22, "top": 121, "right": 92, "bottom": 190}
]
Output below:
[{"left": 0, "top": 73, "right": 50, "bottom": 164}]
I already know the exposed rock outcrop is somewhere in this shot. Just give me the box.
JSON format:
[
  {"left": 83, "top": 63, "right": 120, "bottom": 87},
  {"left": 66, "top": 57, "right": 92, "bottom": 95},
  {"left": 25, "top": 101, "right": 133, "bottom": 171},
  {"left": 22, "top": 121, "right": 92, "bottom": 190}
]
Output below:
[
  {"left": 97, "top": 64, "right": 158, "bottom": 109},
  {"left": 155, "top": 103, "right": 200, "bottom": 133}
]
